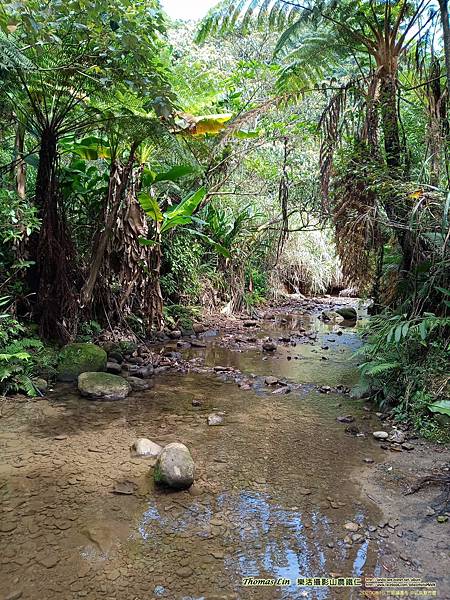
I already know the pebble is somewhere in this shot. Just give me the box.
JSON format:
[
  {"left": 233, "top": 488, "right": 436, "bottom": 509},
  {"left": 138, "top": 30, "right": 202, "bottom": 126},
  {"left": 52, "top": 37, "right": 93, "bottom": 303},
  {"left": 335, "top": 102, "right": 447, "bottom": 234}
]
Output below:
[
  {"left": 344, "top": 522, "right": 359, "bottom": 532},
  {"left": 402, "top": 443, "right": 415, "bottom": 451},
  {"left": 272, "top": 387, "right": 291, "bottom": 395},
  {"left": 319, "top": 386, "right": 332, "bottom": 393},
  {"left": 373, "top": 431, "right": 389, "bottom": 440},
  {"left": 207, "top": 414, "right": 223, "bottom": 426},
  {"left": 337, "top": 415, "right": 354, "bottom": 423},
  {"left": 363, "top": 458, "right": 374, "bottom": 464}
]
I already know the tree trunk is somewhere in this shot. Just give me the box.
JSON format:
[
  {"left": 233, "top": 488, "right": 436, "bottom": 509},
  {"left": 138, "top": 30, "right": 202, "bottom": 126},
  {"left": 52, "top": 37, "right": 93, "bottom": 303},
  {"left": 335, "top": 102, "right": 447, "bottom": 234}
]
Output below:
[
  {"left": 377, "top": 74, "right": 417, "bottom": 274},
  {"left": 80, "top": 143, "right": 137, "bottom": 311},
  {"left": 426, "top": 58, "right": 445, "bottom": 187},
  {"left": 11, "top": 123, "right": 26, "bottom": 199},
  {"left": 148, "top": 242, "right": 164, "bottom": 331},
  {"left": 31, "top": 128, "right": 77, "bottom": 342},
  {"left": 103, "top": 166, "right": 164, "bottom": 331},
  {"left": 439, "top": 0, "right": 450, "bottom": 99},
  {"left": 379, "top": 74, "right": 402, "bottom": 169}
]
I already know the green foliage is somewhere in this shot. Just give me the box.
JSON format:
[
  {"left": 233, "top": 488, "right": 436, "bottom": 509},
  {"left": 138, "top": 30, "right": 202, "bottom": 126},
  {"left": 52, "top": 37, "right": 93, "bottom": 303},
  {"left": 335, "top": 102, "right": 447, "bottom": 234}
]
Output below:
[
  {"left": 161, "top": 233, "right": 203, "bottom": 304},
  {"left": 0, "top": 190, "right": 40, "bottom": 286},
  {"left": 356, "top": 304, "right": 450, "bottom": 440},
  {"left": 139, "top": 187, "right": 207, "bottom": 237},
  {"left": 0, "top": 336, "right": 57, "bottom": 396},
  {"left": 163, "top": 304, "right": 200, "bottom": 331},
  {"left": 77, "top": 320, "right": 102, "bottom": 342}
]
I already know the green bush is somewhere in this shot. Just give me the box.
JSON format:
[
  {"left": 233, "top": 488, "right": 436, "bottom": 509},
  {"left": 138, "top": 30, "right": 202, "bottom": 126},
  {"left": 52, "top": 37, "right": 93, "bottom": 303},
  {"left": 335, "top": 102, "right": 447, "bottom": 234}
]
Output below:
[{"left": 355, "top": 309, "right": 450, "bottom": 441}]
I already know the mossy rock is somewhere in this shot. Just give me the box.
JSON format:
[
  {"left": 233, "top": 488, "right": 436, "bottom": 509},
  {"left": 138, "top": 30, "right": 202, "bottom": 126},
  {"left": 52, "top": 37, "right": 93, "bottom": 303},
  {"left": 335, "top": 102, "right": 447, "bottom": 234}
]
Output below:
[
  {"left": 336, "top": 307, "right": 357, "bottom": 321},
  {"left": 322, "top": 310, "right": 344, "bottom": 323},
  {"left": 57, "top": 343, "right": 107, "bottom": 382},
  {"left": 78, "top": 372, "right": 131, "bottom": 400}
]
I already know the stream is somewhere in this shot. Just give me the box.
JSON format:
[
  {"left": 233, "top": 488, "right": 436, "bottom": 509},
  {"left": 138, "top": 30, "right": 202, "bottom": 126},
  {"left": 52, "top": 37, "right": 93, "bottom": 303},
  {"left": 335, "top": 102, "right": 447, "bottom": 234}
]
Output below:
[{"left": 0, "top": 306, "right": 414, "bottom": 599}]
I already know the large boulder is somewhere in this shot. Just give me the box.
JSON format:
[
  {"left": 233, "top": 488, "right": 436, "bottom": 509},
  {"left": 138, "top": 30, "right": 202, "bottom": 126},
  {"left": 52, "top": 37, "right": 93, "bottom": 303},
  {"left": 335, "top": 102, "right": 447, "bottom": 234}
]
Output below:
[
  {"left": 154, "top": 442, "right": 195, "bottom": 490},
  {"left": 78, "top": 372, "right": 131, "bottom": 400},
  {"left": 57, "top": 343, "right": 107, "bottom": 382},
  {"left": 321, "top": 310, "right": 344, "bottom": 323},
  {"left": 335, "top": 306, "right": 357, "bottom": 321}
]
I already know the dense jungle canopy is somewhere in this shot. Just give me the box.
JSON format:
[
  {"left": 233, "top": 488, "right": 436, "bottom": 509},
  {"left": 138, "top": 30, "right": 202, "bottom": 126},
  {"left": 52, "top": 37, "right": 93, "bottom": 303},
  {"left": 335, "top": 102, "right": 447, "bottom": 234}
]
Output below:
[{"left": 0, "top": 0, "right": 449, "bottom": 437}]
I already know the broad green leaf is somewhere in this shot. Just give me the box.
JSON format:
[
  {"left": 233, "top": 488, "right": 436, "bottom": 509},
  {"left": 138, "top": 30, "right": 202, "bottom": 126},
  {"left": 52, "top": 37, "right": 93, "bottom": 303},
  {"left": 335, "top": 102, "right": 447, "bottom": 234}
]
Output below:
[
  {"left": 233, "top": 130, "right": 260, "bottom": 139},
  {"left": 153, "top": 165, "right": 197, "bottom": 183},
  {"left": 161, "top": 215, "right": 193, "bottom": 233},
  {"left": 63, "top": 136, "right": 111, "bottom": 160},
  {"left": 436, "top": 286, "right": 450, "bottom": 296},
  {"left": 419, "top": 321, "right": 427, "bottom": 340},
  {"left": 428, "top": 401, "right": 450, "bottom": 417},
  {"left": 164, "top": 187, "right": 206, "bottom": 219},
  {"left": 138, "top": 192, "right": 163, "bottom": 222},
  {"left": 142, "top": 168, "right": 157, "bottom": 187},
  {"left": 138, "top": 237, "right": 157, "bottom": 246}
]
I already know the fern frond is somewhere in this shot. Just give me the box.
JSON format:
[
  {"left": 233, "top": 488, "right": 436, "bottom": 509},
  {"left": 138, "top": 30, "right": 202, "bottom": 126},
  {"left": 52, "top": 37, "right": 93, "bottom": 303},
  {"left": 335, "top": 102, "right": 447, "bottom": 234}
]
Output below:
[
  {"left": 0, "top": 30, "right": 34, "bottom": 71},
  {"left": 364, "top": 362, "right": 400, "bottom": 376},
  {"left": 196, "top": 0, "right": 305, "bottom": 43}
]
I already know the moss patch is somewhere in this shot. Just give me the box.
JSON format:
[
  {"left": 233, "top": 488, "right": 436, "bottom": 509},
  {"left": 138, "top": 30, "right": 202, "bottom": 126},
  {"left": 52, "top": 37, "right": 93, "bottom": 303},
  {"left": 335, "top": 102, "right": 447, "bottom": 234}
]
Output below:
[{"left": 57, "top": 343, "right": 107, "bottom": 382}]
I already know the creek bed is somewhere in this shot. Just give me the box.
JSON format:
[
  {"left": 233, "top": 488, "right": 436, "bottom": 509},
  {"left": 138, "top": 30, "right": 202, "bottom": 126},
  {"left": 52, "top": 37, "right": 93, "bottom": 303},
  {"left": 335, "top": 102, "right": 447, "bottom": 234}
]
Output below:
[{"left": 0, "top": 310, "right": 393, "bottom": 599}]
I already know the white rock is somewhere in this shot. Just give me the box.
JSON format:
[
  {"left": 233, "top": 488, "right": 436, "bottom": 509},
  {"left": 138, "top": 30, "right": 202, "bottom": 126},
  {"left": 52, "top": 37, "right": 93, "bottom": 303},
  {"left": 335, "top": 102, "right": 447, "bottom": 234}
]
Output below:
[
  {"left": 207, "top": 413, "right": 223, "bottom": 426},
  {"left": 131, "top": 438, "right": 162, "bottom": 458},
  {"left": 373, "top": 431, "right": 389, "bottom": 440}
]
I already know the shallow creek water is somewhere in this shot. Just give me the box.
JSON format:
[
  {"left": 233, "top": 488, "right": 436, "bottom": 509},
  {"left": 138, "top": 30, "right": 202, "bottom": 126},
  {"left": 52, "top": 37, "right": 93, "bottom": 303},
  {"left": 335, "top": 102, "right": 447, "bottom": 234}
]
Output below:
[{"left": 0, "top": 311, "right": 390, "bottom": 600}]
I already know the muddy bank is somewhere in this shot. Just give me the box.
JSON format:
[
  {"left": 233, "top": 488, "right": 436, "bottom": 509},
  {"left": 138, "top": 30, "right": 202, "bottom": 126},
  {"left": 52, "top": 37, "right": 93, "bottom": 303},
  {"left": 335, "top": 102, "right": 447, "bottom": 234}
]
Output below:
[{"left": 0, "top": 297, "right": 449, "bottom": 600}]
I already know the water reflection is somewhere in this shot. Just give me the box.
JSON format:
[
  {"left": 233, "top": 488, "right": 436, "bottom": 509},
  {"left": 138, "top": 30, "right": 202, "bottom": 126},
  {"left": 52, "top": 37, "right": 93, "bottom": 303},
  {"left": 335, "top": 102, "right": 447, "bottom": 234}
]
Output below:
[{"left": 136, "top": 490, "right": 376, "bottom": 599}]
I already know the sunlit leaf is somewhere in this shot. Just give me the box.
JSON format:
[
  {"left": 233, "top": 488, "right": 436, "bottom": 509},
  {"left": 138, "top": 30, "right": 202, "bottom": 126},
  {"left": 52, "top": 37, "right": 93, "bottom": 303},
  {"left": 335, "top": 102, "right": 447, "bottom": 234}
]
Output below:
[{"left": 138, "top": 192, "right": 163, "bottom": 222}]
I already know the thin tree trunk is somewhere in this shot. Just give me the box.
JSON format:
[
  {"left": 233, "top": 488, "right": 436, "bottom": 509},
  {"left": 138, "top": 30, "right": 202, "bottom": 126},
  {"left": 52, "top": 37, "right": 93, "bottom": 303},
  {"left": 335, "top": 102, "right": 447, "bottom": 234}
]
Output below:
[
  {"left": 80, "top": 143, "right": 138, "bottom": 310},
  {"left": 11, "top": 123, "right": 26, "bottom": 199},
  {"left": 439, "top": 0, "right": 450, "bottom": 99},
  {"left": 438, "top": 0, "right": 450, "bottom": 186},
  {"left": 148, "top": 242, "right": 164, "bottom": 331}
]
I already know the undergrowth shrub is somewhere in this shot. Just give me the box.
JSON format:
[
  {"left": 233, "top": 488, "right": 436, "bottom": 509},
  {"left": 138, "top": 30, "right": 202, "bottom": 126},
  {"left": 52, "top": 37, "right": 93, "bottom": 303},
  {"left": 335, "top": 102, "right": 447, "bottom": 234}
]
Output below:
[
  {"left": 0, "top": 298, "right": 58, "bottom": 396},
  {"left": 355, "top": 308, "right": 450, "bottom": 441}
]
